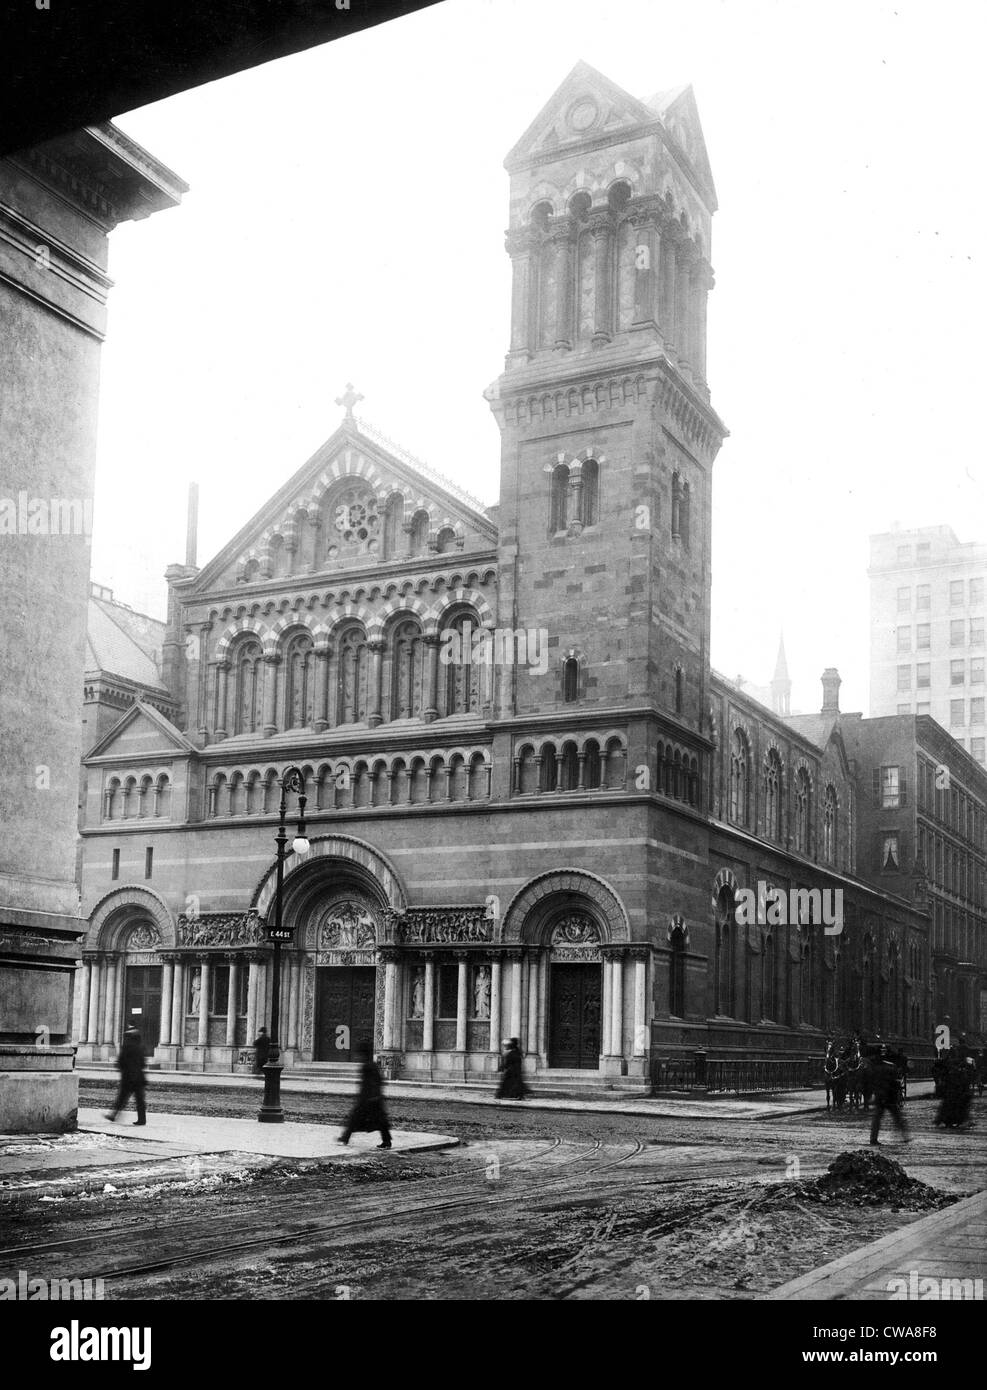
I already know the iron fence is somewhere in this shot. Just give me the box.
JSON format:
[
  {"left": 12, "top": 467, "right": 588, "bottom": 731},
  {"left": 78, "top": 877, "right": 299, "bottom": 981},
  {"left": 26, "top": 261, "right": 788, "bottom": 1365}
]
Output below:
[{"left": 650, "top": 1053, "right": 937, "bottom": 1095}]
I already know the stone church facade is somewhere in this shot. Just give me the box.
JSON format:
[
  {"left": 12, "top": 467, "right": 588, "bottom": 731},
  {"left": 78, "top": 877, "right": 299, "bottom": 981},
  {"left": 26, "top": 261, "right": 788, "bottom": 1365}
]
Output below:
[{"left": 75, "top": 63, "right": 937, "bottom": 1083}]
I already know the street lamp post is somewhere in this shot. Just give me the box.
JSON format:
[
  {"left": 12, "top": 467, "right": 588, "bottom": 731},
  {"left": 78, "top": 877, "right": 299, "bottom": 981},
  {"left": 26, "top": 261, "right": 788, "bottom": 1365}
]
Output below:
[{"left": 258, "top": 765, "right": 309, "bottom": 1124}]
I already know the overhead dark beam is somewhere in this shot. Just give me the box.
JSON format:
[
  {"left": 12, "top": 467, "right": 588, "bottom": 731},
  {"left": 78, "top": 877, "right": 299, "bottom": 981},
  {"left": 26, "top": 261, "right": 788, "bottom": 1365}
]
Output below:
[{"left": 1, "top": 0, "right": 442, "bottom": 156}]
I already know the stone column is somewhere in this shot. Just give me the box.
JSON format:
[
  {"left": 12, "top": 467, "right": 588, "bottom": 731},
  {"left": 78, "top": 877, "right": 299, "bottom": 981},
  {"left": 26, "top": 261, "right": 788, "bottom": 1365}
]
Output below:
[
  {"left": 171, "top": 959, "right": 186, "bottom": 1049},
  {"left": 313, "top": 646, "right": 331, "bottom": 733},
  {"left": 489, "top": 957, "right": 502, "bottom": 1057},
  {"left": 601, "top": 956, "right": 613, "bottom": 1063},
  {"left": 633, "top": 952, "right": 647, "bottom": 1058},
  {"left": 423, "top": 958, "right": 435, "bottom": 1053},
  {"left": 214, "top": 662, "right": 229, "bottom": 741},
  {"left": 526, "top": 953, "right": 539, "bottom": 1054},
  {"left": 509, "top": 953, "right": 522, "bottom": 1040},
  {"left": 262, "top": 654, "right": 280, "bottom": 737},
  {"left": 506, "top": 226, "right": 534, "bottom": 362},
  {"left": 86, "top": 959, "right": 100, "bottom": 1044},
  {"left": 367, "top": 637, "right": 385, "bottom": 728},
  {"left": 610, "top": 952, "right": 624, "bottom": 1059},
  {"left": 101, "top": 956, "right": 117, "bottom": 1044},
  {"left": 551, "top": 216, "right": 575, "bottom": 350},
  {"left": 285, "top": 955, "right": 300, "bottom": 1050},
  {"left": 382, "top": 952, "right": 399, "bottom": 1050},
  {"left": 197, "top": 958, "right": 211, "bottom": 1047},
  {"left": 422, "top": 634, "right": 440, "bottom": 723},
  {"left": 455, "top": 953, "right": 468, "bottom": 1053},
  {"left": 590, "top": 212, "right": 613, "bottom": 347},
  {"left": 78, "top": 959, "right": 92, "bottom": 1044},
  {"left": 631, "top": 202, "right": 660, "bottom": 329},
  {"left": 660, "top": 221, "right": 678, "bottom": 347},
  {"left": 160, "top": 959, "right": 174, "bottom": 1046},
  {"left": 226, "top": 957, "right": 239, "bottom": 1047},
  {"left": 245, "top": 958, "right": 258, "bottom": 1040}
]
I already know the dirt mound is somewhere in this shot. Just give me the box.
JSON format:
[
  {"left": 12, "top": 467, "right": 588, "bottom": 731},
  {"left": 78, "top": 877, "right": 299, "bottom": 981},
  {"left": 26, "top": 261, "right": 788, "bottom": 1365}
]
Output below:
[{"left": 800, "top": 1149, "right": 953, "bottom": 1210}]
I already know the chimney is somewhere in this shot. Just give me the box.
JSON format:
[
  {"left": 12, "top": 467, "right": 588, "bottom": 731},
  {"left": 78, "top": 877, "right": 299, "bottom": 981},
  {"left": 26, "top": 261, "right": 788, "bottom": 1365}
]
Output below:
[
  {"left": 185, "top": 481, "right": 199, "bottom": 568},
  {"left": 821, "top": 667, "right": 841, "bottom": 715}
]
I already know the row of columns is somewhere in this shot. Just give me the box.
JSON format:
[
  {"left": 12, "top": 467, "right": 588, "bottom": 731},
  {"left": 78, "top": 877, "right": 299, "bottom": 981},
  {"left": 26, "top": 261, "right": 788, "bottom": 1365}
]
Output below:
[
  {"left": 206, "top": 758, "right": 493, "bottom": 818},
  {"left": 507, "top": 201, "right": 711, "bottom": 383}
]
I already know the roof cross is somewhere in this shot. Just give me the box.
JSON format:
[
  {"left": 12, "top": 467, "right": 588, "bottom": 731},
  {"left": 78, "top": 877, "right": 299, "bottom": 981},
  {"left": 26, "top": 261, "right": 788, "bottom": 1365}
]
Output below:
[{"left": 335, "top": 382, "right": 364, "bottom": 420}]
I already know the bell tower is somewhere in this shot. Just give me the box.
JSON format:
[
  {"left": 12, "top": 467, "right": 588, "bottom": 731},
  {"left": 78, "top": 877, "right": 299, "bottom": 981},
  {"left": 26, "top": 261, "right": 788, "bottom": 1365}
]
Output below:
[{"left": 487, "top": 62, "right": 727, "bottom": 733}]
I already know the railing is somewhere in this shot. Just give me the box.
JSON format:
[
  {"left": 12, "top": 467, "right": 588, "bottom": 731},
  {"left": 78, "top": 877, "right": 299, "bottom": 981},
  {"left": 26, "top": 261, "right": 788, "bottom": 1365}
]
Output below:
[{"left": 651, "top": 1052, "right": 938, "bottom": 1095}]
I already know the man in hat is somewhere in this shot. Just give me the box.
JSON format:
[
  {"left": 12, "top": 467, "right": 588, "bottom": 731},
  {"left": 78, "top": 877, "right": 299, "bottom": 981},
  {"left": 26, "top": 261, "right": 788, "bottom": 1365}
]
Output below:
[
  {"left": 106, "top": 1025, "right": 147, "bottom": 1126},
  {"left": 869, "top": 1044, "right": 908, "bottom": 1146}
]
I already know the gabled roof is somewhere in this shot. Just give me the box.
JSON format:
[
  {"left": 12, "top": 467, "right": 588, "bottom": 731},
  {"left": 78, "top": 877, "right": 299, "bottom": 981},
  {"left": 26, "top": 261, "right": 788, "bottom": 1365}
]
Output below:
[
  {"left": 84, "top": 699, "right": 195, "bottom": 762},
  {"left": 86, "top": 594, "right": 167, "bottom": 691},
  {"left": 646, "top": 83, "right": 717, "bottom": 207},
  {"left": 189, "top": 416, "right": 497, "bottom": 597},
  {"left": 506, "top": 60, "right": 662, "bottom": 169}
]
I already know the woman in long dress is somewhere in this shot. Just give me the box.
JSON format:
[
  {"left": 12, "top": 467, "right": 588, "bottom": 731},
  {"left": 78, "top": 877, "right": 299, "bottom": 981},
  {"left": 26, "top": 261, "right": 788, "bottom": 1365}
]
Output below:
[
  {"left": 496, "top": 1037, "right": 529, "bottom": 1099},
  {"left": 340, "top": 1041, "right": 392, "bottom": 1148}
]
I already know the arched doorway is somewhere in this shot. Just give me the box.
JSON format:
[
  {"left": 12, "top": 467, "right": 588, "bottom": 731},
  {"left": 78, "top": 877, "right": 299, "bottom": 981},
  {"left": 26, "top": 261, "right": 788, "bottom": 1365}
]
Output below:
[
  {"left": 311, "top": 898, "right": 378, "bottom": 1062},
  {"left": 547, "top": 914, "right": 603, "bottom": 1069},
  {"left": 122, "top": 923, "right": 163, "bottom": 1055}
]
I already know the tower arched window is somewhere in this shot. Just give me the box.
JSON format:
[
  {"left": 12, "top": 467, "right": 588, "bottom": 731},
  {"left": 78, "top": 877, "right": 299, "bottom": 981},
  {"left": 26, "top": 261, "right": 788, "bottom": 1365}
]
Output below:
[
  {"left": 823, "top": 785, "right": 838, "bottom": 864},
  {"left": 551, "top": 463, "right": 569, "bottom": 532},
  {"left": 794, "top": 767, "right": 811, "bottom": 854},
  {"left": 562, "top": 656, "right": 578, "bottom": 703},
  {"left": 581, "top": 458, "right": 599, "bottom": 526},
  {"left": 764, "top": 749, "right": 782, "bottom": 841},
  {"left": 443, "top": 610, "right": 482, "bottom": 717},
  {"left": 729, "top": 729, "right": 750, "bottom": 827},
  {"left": 283, "top": 631, "right": 315, "bottom": 730},
  {"left": 671, "top": 472, "right": 682, "bottom": 540},
  {"left": 233, "top": 638, "right": 263, "bottom": 735},
  {"left": 389, "top": 619, "right": 425, "bottom": 721},
  {"left": 336, "top": 626, "right": 369, "bottom": 725},
  {"left": 410, "top": 509, "right": 429, "bottom": 555}
]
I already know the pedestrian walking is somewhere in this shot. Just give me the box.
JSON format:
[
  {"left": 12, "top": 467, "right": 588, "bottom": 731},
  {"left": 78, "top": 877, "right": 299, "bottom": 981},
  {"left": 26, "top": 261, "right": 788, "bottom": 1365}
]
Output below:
[
  {"left": 339, "top": 1041, "right": 392, "bottom": 1149},
  {"left": 868, "top": 1046, "right": 909, "bottom": 1146},
  {"left": 105, "top": 1025, "right": 147, "bottom": 1126},
  {"left": 253, "top": 1026, "right": 271, "bottom": 1075},
  {"left": 935, "top": 1047, "right": 974, "bottom": 1129},
  {"left": 495, "top": 1037, "right": 529, "bottom": 1100}
]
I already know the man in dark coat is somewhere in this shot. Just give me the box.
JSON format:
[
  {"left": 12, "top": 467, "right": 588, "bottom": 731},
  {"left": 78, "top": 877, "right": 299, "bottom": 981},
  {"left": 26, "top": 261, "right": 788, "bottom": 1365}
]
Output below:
[
  {"left": 339, "top": 1041, "right": 391, "bottom": 1148},
  {"left": 253, "top": 1027, "right": 271, "bottom": 1075},
  {"left": 869, "top": 1046, "right": 909, "bottom": 1146},
  {"left": 496, "top": 1037, "right": 529, "bottom": 1100},
  {"left": 935, "top": 1047, "right": 974, "bottom": 1129},
  {"left": 105, "top": 1025, "right": 147, "bottom": 1125}
]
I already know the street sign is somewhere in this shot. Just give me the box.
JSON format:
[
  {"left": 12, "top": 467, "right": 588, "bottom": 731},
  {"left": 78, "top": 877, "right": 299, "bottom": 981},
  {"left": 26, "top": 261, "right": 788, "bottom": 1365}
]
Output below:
[{"left": 267, "top": 927, "right": 293, "bottom": 942}]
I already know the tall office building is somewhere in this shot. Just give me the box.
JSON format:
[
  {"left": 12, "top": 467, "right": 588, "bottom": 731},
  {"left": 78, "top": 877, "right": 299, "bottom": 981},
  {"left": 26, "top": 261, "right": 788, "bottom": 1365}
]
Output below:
[{"left": 870, "top": 525, "right": 987, "bottom": 766}]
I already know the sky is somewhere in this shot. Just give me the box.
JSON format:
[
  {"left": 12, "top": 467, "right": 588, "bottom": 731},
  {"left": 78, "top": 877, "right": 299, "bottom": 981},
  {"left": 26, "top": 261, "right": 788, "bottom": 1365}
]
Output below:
[{"left": 91, "top": 0, "right": 986, "bottom": 716}]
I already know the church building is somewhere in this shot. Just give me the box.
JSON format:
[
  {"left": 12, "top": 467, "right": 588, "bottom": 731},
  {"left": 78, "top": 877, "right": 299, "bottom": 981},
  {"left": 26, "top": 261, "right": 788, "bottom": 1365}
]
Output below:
[{"left": 76, "top": 64, "right": 941, "bottom": 1084}]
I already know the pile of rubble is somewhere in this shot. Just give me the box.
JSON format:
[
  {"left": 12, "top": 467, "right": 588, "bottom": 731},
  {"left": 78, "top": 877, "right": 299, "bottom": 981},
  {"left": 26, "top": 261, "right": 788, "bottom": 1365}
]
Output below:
[{"left": 797, "top": 1149, "right": 955, "bottom": 1211}]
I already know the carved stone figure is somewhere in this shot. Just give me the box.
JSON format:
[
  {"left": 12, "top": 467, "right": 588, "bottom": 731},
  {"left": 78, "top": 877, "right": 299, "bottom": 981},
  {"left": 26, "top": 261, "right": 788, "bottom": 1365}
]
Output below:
[
  {"left": 550, "top": 914, "right": 601, "bottom": 946},
  {"left": 411, "top": 967, "right": 426, "bottom": 1019},
  {"left": 127, "top": 924, "right": 160, "bottom": 952},
  {"left": 319, "top": 900, "right": 377, "bottom": 951},
  {"left": 189, "top": 968, "right": 201, "bottom": 1016},
  {"left": 472, "top": 965, "right": 490, "bottom": 1019}
]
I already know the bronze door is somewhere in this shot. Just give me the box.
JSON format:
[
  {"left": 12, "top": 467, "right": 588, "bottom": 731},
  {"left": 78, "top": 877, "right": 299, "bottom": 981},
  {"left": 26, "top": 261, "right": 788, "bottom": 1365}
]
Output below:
[
  {"left": 549, "top": 963, "right": 602, "bottom": 1069},
  {"left": 124, "top": 965, "right": 161, "bottom": 1055},
  {"left": 314, "top": 967, "right": 377, "bottom": 1061}
]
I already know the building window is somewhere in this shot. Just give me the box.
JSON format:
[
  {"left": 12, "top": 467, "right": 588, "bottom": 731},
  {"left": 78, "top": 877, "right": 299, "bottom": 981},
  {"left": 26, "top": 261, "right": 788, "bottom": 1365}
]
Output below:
[
  {"left": 971, "top": 697, "right": 985, "bottom": 724},
  {"left": 674, "top": 665, "right": 684, "bottom": 714},
  {"left": 916, "top": 542, "right": 931, "bottom": 562},
  {"left": 951, "top": 659, "right": 966, "bottom": 686},
  {"left": 144, "top": 847, "right": 153, "bottom": 880},
  {"left": 550, "top": 463, "right": 569, "bottom": 532},
  {"left": 972, "top": 737, "right": 985, "bottom": 763},
  {"left": 896, "top": 626, "right": 910, "bottom": 654},
  {"left": 917, "top": 702, "right": 930, "bottom": 716},
  {"left": 916, "top": 584, "right": 930, "bottom": 610},
  {"left": 972, "top": 657, "right": 985, "bottom": 684},
  {"left": 437, "top": 962, "right": 459, "bottom": 1019},
  {"left": 897, "top": 703, "right": 911, "bottom": 715},
  {"left": 972, "top": 616, "right": 985, "bottom": 646},
  {"left": 950, "top": 619, "right": 965, "bottom": 647},
  {"left": 971, "top": 577, "right": 984, "bottom": 605},
  {"left": 916, "top": 624, "right": 930, "bottom": 650},
  {"left": 794, "top": 767, "right": 811, "bottom": 854},
  {"left": 211, "top": 965, "right": 230, "bottom": 1016},
  {"left": 897, "top": 586, "right": 911, "bottom": 612},
  {"left": 562, "top": 657, "right": 578, "bottom": 703},
  {"left": 111, "top": 848, "right": 120, "bottom": 880},
  {"left": 917, "top": 664, "right": 931, "bottom": 689},
  {"left": 823, "top": 785, "right": 837, "bottom": 864},
  {"left": 581, "top": 458, "right": 599, "bottom": 527},
  {"left": 764, "top": 749, "right": 782, "bottom": 840},
  {"left": 951, "top": 699, "right": 965, "bottom": 727},
  {"left": 950, "top": 579, "right": 965, "bottom": 607},
  {"left": 881, "top": 833, "right": 900, "bottom": 872},
  {"left": 729, "top": 730, "right": 750, "bottom": 827},
  {"left": 881, "top": 766, "right": 901, "bottom": 808},
  {"left": 669, "top": 925, "right": 686, "bottom": 1016},
  {"left": 897, "top": 545, "right": 911, "bottom": 565},
  {"left": 896, "top": 665, "right": 911, "bottom": 693}
]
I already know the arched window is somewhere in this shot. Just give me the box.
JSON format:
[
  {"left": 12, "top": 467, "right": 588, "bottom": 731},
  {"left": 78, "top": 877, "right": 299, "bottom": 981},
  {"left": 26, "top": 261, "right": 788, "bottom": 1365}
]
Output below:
[
  {"left": 234, "top": 638, "right": 263, "bottom": 735},
  {"left": 436, "top": 526, "right": 457, "bottom": 554},
  {"left": 669, "top": 924, "right": 686, "bottom": 1016},
  {"left": 518, "top": 745, "right": 538, "bottom": 795},
  {"left": 325, "top": 483, "right": 381, "bottom": 564},
  {"left": 671, "top": 472, "right": 682, "bottom": 539},
  {"left": 389, "top": 619, "right": 425, "bottom": 721},
  {"left": 382, "top": 494, "right": 404, "bottom": 559},
  {"left": 764, "top": 749, "right": 782, "bottom": 841},
  {"left": 674, "top": 665, "right": 684, "bottom": 715},
  {"left": 680, "top": 481, "right": 691, "bottom": 548},
  {"left": 794, "top": 767, "right": 811, "bottom": 854},
  {"left": 551, "top": 463, "right": 569, "bottom": 532},
  {"left": 443, "top": 611, "right": 482, "bottom": 716},
  {"left": 410, "top": 509, "right": 429, "bottom": 555},
  {"left": 823, "top": 785, "right": 838, "bottom": 864},
  {"left": 729, "top": 730, "right": 750, "bottom": 826},
  {"left": 715, "top": 885, "right": 736, "bottom": 1017},
  {"left": 539, "top": 743, "right": 558, "bottom": 793},
  {"left": 559, "top": 741, "right": 579, "bottom": 791},
  {"left": 581, "top": 458, "right": 599, "bottom": 526},
  {"left": 283, "top": 631, "right": 314, "bottom": 730},
  {"left": 336, "top": 626, "right": 369, "bottom": 724},
  {"left": 583, "top": 739, "right": 601, "bottom": 790},
  {"left": 562, "top": 656, "right": 578, "bottom": 703}
]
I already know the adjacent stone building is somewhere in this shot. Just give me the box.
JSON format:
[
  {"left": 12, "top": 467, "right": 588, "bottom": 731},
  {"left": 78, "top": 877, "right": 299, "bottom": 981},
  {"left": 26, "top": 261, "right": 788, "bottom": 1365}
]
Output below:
[{"left": 75, "top": 64, "right": 947, "bottom": 1085}]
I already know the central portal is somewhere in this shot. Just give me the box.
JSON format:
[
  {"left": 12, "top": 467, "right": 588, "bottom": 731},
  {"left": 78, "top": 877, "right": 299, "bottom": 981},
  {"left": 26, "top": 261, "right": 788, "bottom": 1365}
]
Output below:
[
  {"left": 548, "top": 962, "right": 602, "bottom": 1069},
  {"left": 314, "top": 966, "right": 376, "bottom": 1061}
]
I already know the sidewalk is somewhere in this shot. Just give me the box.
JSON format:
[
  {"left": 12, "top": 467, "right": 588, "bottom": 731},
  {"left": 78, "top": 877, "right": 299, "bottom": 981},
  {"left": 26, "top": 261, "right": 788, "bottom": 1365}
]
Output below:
[
  {"left": 78, "top": 1067, "right": 930, "bottom": 1121},
  {"left": 765, "top": 1190, "right": 987, "bottom": 1300}
]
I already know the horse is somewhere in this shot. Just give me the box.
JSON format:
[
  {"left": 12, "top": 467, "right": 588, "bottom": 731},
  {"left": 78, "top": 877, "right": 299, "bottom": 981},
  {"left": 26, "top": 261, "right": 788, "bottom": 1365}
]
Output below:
[{"left": 824, "top": 1039, "right": 849, "bottom": 1110}]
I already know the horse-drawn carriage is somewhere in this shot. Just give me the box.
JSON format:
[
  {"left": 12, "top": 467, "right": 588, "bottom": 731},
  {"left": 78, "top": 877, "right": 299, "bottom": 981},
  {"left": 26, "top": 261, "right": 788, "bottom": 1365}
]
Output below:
[{"left": 824, "top": 1037, "right": 908, "bottom": 1111}]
